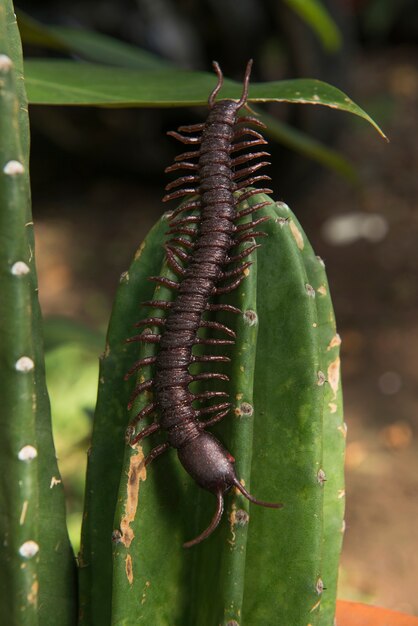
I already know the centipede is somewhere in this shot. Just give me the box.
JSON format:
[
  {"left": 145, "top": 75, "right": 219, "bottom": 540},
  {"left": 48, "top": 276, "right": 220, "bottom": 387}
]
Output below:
[{"left": 125, "top": 59, "right": 282, "bottom": 548}]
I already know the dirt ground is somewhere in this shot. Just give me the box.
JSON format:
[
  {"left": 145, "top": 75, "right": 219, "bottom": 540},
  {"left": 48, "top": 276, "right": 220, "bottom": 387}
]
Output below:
[{"left": 33, "top": 47, "right": 418, "bottom": 615}]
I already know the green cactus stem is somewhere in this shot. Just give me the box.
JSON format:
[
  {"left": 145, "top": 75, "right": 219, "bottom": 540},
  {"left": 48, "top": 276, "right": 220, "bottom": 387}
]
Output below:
[
  {"left": 0, "top": 4, "right": 76, "bottom": 624},
  {"left": 79, "top": 216, "right": 168, "bottom": 625},
  {"left": 81, "top": 190, "right": 344, "bottom": 625}
]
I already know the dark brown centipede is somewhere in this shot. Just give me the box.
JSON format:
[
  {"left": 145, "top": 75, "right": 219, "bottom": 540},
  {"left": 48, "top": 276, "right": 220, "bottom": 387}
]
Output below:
[{"left": 126, "top": 59, "right": 282, "bottom": 548}]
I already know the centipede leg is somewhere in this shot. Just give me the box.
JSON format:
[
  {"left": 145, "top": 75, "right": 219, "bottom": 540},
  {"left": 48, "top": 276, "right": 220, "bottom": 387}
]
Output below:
[
  {"left": 167, "top": 199, "right": 201, "bottom": 220},
  {"left": 167, "top": 131, "right": 201, "bottom": 144},
  {"left": 148, "top": 276, "right": 179, "bottom": 290},
  {"left": 235, "top": 201, "right": 270, "bottom": 220},
  {"left": 220, "top": 261, "right": 252, "bottom": 280},
  {"left": 196, "top": 402, "right": 231, "bottom": 417},
  {"left": 226, "top": 244, "right": 260, "bottom": 263},
  {"left": 125, "top": 356, "right": 157, "bottom": 380},
  {"left": 231, "top": 151, "right": 269, "bottom": 167},
  {"left": 144, "top": 442, "right": 170, "bottom": 467},
  {"left": 191, "top": 372, "right": 229, "bottom": 383},
  {"left": 134, "top": 317, "right": 166, "bottom": 328},
  {"left": 130, "top": 422, "right": 160, "bottom": 446},
  {"left": 164, "top": 245, "right": 186, "bottom": 276},
  {"left": 166, "top": 244, "right": 189, "bottom": 263},
  {"left": 200, "top": 408, "right": 230, "bottom": 428},
  {"left": 142, "top": 300, "right": 173, "bottom": 310},
  {"left": 128, "top": 378, "right": 154, "bottom": 410},
  {"left": 200, "top": 320, "right": 236, "bottom": 338},
  {"left": 126, "top": 332, "right": 162, "bottom": 344},
  {"left": 129, "top": 402, "right": 157, "bottom": 428},
  {"left": 237, "top": 187, "right": 273, "bottom": 203},
  {"left": 233, "top": 161, "right": 270, "bottom": 181},
  {"left": 214, "top": 274, "right": 247, "bottom": 295}
]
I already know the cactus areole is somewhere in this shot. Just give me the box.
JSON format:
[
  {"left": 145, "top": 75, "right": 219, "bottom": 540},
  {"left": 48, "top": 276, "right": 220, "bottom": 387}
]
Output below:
[{"left": 125, "top": 60, "right": 282, "bottom": 547}]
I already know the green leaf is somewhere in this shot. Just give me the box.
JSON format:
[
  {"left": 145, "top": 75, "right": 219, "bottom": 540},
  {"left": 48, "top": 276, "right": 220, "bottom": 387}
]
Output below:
[
  {"left": 24, "top": 60, "right": 386, "bottom": 138},
  {"left": 17, "top": 10, "right": 169, "bottom": 70},
  {"left": 283, "top": 0, "right": 342, "bottom": 52}
]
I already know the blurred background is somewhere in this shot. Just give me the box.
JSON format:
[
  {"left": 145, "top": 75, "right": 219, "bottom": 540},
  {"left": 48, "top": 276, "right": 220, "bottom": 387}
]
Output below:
[{"left": 17, "top": 0, "right": 418, "bottom": 615}]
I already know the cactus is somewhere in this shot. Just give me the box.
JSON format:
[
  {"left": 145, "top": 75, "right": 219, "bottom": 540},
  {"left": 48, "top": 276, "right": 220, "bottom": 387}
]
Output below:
[
  {"left": 79, "top": 192, "right": 343, "bottom": 625},
  {"left": 0, "top": 4, "right": 76, "bottom": 625}
]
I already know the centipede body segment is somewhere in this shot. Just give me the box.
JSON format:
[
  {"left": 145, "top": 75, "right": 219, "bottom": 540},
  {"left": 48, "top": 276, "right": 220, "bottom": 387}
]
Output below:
[{"left": 126, "top": 60, "right": 282, "bottom": 548}]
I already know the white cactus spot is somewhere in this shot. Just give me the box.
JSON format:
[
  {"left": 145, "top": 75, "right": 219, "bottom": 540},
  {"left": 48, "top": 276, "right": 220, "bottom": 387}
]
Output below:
[
  {"left": 19, "top": 540, "right": 39, "bottom": 559},
  {"left": 11, "top": 261, "right": 30, "bottom": 276},
  {"left": 276, "top": 201, "right": 290, "bottom": 211},
  {"left": 317, "top": 469, "right": 327, "bottom": 485},
  {"left": 119, "top": 271, "right": 129, "bottom": 283},
  {"left": 276, "top": 217, "right": 289, "bottom": 227},
  {"left": 329, "top": 402, "right": 338, "bottom": 414},
  {"left": 317, "top": 285, "right": 327, "bottom": 296},
  {"left": 316, "top": 255, "right": 325, "bottom": 267},
  {"left": 338, "top": 489, "right": 346, "bottom": 499},
  {"left": 0, "top": 54, "right": 13, "bottom": 71},
  {"left": 305, "top": 283, "right": 315, "bottom": 298},
  {"left": 243, "top": 309, "right": 258, "bottom": 326},
  {"left": 18, "top": 445, "right": 38, "bottom": 462},
  {"left": 235, "top": 402, "right": 254, "bottom": 418},
  {"left": 50, "top": 476, "right": 62, "bottom": 488},
  {"left": 112, "top": 529, "right": 123, "bottom": 543},
  {"left": 317, "top": 371, "right": 326, "bottom": 386},
  {"left": 15, "top": 356, "right": 34, "bottom": 372},
  {"left": 316, "top": 577, "right": 324, "bottom": 594},
  {"left": 234, "top": 509, "right": 250, "bottom": 526},
  {"left": 289, "top": 220, "right": 304, "bottom": 249},
  {"left": 3, "top": 160, "right": 25, "bottom": 176}
]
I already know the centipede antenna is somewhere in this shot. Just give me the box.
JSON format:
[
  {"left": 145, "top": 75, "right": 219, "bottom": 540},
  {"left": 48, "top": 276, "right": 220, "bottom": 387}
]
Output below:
[
  {"left": 208, "top": 61, "right": 224, "bottom": 108},
  {"left": 233, "top": 478, "right": 283, "bottom": 509},
  {"left": 237, "top": 59, "right": 253, "bottom": 109},
  {"left": 183, "top": 490, "right": 224, "bottom": 548}
]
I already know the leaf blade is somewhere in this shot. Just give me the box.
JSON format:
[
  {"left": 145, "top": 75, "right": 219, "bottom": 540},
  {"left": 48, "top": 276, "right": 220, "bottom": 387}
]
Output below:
[{"left": 24, "top": 60, "right": 386, "bottom": 138}]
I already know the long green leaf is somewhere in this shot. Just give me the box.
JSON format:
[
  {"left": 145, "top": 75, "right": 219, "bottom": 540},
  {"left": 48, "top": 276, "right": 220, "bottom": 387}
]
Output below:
[
  {"left": 23, "top": 60, "right": 386, "bottom": 138},
  {"left": 17, "top": 10, "right": 169, "bottom": 70},
  {"left": 283, "top": 0, "right": 342, "bottom": 52}
]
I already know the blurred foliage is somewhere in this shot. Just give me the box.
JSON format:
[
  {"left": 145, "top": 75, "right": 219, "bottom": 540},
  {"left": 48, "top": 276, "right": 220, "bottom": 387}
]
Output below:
[
  {"left": 17, "top": 0, "right": 356, "bottom": 194},
  {"left": 43, "top": 317, "right": 104, "bottom": 551}
]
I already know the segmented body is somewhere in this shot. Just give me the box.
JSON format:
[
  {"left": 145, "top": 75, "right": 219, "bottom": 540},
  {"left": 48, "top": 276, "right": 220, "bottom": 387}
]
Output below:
[{"left": 126, "top": 60, "right": 281, "bottom": 547}]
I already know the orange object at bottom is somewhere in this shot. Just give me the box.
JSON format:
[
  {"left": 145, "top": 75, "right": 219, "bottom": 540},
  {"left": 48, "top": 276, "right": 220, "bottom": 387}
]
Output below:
[{"left": 336, "top": 600, "right": 418, "bottom": 626}]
